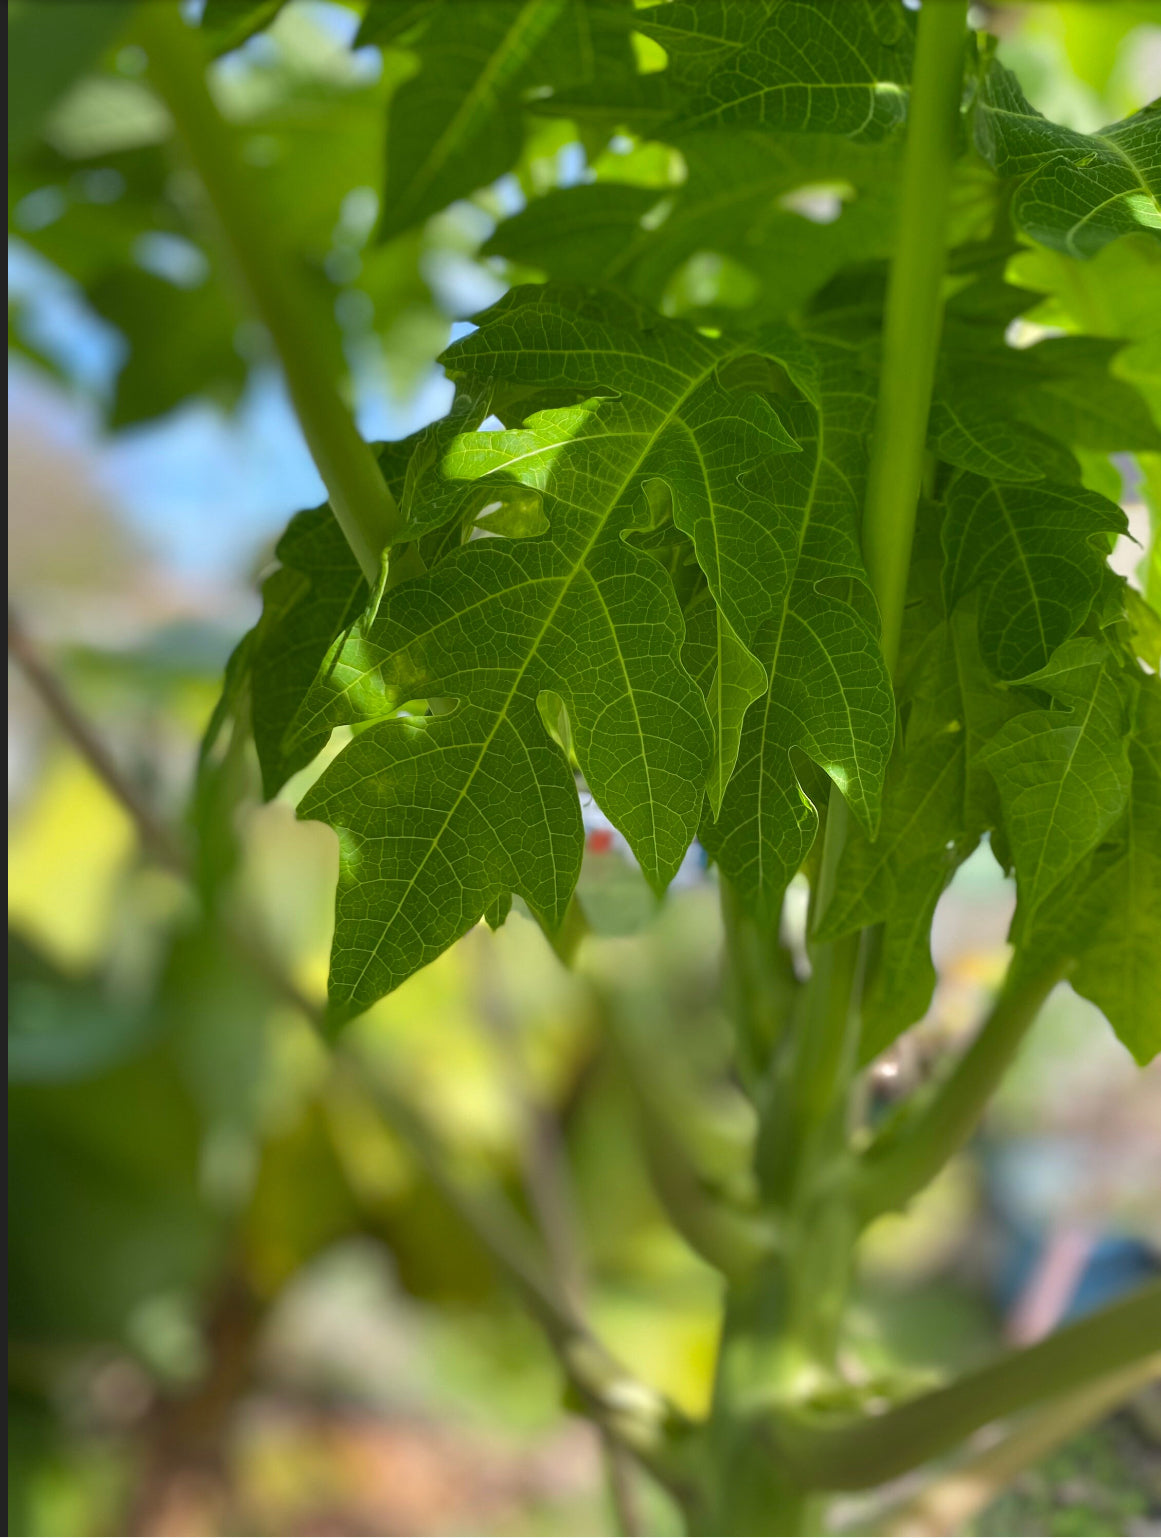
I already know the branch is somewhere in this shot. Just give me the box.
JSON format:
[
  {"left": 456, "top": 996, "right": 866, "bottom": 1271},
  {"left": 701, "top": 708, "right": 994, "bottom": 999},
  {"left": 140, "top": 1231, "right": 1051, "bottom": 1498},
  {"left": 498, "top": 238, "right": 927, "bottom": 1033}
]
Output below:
[
  {"left": 875, "top": 1354, "right": 1161, "bottom": 1537},
  {"left": 471, "top": 938, "right": 646, "bottom": 1532},
  {"left": 9, "top": 612, "right": 693, "bottom": 1500},
  {"left": 136, "top": 4, "right": 402, "bottom": 583},
  {"left": 767, "top": 1280, "right": 1161, "bottom": 1491},
  {"left": 348, "top": 1057, "right": 699, "bottom": 1499},
  {"left": 853, "top": 956, "right": 1068, "bottom": 1224},
  {"left": 9, "top": 605, "right": 188, "bottom": 876}
]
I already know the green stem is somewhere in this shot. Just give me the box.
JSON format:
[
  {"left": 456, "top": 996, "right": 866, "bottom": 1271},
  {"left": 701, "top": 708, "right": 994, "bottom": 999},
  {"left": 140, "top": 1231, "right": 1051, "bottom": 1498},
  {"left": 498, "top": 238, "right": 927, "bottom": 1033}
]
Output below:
[
  {"left": 853, "top": 956, "right": 1068, "bottom": 1224},
  {"left": 767, "top": 1279, "right": 1161, "bottom": 1491},
  {"left": 862, "top": 0, "right": 967, "bottom": 676},
  {"left": 873, "top": 1353, "right": 1161, "bottom": 1536},
  {"left": 719, "top": 877, "right": 799, "bottom": 1094},
  {"left": 782, "top": 0, "right": 969, "bottom": 1177},
  {"left": 761, "top": 0, "right": 969, "bottom": 1382},
  {"left": 138, "top": 5, "right": 402, "bottom": 583}
]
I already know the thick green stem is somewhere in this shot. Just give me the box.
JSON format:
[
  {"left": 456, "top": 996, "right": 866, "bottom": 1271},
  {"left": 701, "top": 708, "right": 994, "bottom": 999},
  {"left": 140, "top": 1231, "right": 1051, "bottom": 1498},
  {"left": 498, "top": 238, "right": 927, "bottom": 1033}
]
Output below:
[
  {"left": 768, "top": 0, "right": 969, "bottom": 1371},
  {"left": 767, "top": 1279, "right": 1161, "bottom": 1491},
  {"left": 783, "top": 0, "right": 969, "bottom": 1180},
  {"left": 138, "top": 5, "right": 402, "bottom": 583},
  {"left": 854, "top": 957, "right": 1068, "bottom": 1224},
  {"left": 862, "top": 0, "right": 967, "bottom": 675}
]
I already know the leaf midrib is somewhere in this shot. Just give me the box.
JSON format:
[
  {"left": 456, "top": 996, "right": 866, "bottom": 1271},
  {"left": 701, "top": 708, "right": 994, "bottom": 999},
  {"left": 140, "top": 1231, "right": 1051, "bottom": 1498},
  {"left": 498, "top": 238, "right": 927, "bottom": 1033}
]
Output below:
[
  {"left": 395, "top": 0, "right": 563, "bottom": 219},
  {"left": 340, "top": 343, "right": 730, "bottom": 997}
]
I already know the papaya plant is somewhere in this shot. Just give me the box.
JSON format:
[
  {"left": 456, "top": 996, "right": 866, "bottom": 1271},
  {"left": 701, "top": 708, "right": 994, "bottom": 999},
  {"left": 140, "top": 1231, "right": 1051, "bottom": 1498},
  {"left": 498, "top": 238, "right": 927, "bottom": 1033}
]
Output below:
[{"left": 10, "top": 0, "right": 1161, "bottom": 1533}]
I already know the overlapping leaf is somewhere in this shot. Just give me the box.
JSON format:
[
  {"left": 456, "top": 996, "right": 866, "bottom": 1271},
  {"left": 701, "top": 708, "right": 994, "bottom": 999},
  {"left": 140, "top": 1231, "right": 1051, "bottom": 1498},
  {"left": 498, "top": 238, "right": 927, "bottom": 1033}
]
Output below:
[
  {"left": 981, "top": 639, "right": 1132, "bottom": 938},
  {"left": 207, "top": 408, "right": 503, "bottom": 802},
  {"left": 531, "top": 0, "right": 915, "bottom": 143},
  {"left": 371, "top": 0, "right": 638, "bottom": 241},
  {"left": 927, "top": 394, "right": 1079, "bottom": 485},
  {"left": 654, "top": 0, "right": 914, "bottom": 140},
  {"left": 815, "top": 522, "right": 1024, "bottom": 1059},
  {"left": 1016, "top": 673, "right": 1161, "bottom": 1066},
  {"left": 157, "top": 0, "right": 1161, "bottom": 1069},
  {"left": 1068, "top": 679, "right": 1161, "bottom": 1065},
  {"left": 699, "top": 341, "right": 894, "bottom": 916},
  {"left": 973, "top": 57, "right": 1161, "bottom": 257},
  {"left": 247, "top": 507, "right": 369, "bottom": 799},
  {"left": 942, "top": 471, "right": 1127, "bottom": 680},
  {"left": 485, "top": 130, "right": 899, "bottom": 322},
  {"left": 297, "top": 285, "right": 847, "bottom": 1014}
]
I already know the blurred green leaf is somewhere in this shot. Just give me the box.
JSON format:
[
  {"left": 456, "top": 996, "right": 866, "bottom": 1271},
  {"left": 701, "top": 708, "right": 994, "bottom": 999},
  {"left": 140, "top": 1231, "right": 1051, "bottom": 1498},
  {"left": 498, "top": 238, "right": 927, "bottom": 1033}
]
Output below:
[{"left": 7, "top": 0, "right": 134, "bottom": 154}]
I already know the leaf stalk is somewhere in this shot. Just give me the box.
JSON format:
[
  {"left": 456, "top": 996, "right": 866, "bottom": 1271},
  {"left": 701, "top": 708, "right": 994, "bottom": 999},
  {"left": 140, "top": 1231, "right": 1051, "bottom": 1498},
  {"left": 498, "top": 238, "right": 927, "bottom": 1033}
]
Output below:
[
  {"left": 137, "top": 4, "right": 402, "bottom": 584},
  {"left": 766, "top": 1279, "right": 1161, "bottom": 1491},
  {"left": 853, "top": 955, "right": 1069, "bottom": 1224},
  {"left": 862, "top": 0, "right": 968, "bottom": 675}
]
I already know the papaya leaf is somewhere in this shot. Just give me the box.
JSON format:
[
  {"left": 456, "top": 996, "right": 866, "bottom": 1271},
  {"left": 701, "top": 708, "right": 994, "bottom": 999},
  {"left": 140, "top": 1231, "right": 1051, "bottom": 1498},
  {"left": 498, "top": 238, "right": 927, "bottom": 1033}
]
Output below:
[
  {"left": 981, "top": 639, "right": 1132, "bottom": 938},
  {"left": 296, "top": 285, "right": 833, "bottom": 1016},
  {"left": 375, "top": 0, "right": 637, "bottom": 242},
  {"left": 973, "top": 59, "right": 1161, "bottom": 258},
  {"left": 1016, "top": 675, "right": 1161, "bottom": 1066},
  {"left": 818, "top": 600, "right": 1024, "bottom": 1059},
  {"left": 201, "top": 417, "right": 488, "bottom": 805},
  {"left": 640, "top": 0, "right": 914, "bottom": 141},
  {"left": 485, "top": 131, "right": 899, "bottom": 322},
  {"left": 699, "top": 343, "right": 894, "bottom": 917},
  {"left": 942, "top": 472, "right": 1127, "bottom": 679},
  {"left": 1068, "top": 680, "right": 1161, "bottom": 1065},
  {"left": 199, "top": 0, "right": 289, "bottom": 55}
]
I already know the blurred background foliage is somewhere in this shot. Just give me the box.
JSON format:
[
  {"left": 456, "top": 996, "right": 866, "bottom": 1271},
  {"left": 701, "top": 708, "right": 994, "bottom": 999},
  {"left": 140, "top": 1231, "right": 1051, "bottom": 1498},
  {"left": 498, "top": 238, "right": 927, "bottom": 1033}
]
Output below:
[{"left": 7, "top": 2, "right": 1161, "bottom": 1534}]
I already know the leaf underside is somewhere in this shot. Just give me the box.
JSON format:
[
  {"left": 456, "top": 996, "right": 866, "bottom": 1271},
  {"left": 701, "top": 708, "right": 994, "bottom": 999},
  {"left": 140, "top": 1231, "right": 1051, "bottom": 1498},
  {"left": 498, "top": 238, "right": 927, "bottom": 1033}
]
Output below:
[{"left": 171, "top": 0, "right": 1161, "bottom": 1063}]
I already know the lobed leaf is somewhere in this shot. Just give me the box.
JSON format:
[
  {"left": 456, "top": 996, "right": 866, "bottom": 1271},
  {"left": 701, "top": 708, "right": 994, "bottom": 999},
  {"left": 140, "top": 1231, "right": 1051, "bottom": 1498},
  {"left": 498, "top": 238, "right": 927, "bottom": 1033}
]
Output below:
[
  {"left": 375, "top": 0, "right": 637, "bottom": 241},
  {"left": 973, "top": 59, "right": 1161, "bottom": 258},
  {"left": 641, "top": 0, "right": 914, "bottom": 141},
  {"left": 1068, "top": 680, "right": 1161, "bottom": 1065},
  {"left": 817, "top": 595, "right": 1023, "bottom": 1059},
  {"left": 699, "top": 342, "right": 894, "bottom": 916},
  {"left": 981, "top": 639, "right": 1132, "bottom": 938},
  {"left": 486, "top": 130, "right": 899, "bottom": 322},
  {"left": 942, "top": 472, "right": 1127, "bottom": 680},
  {"left": 1016, "top": 674, "right": 1161, "bottom": 1065}
]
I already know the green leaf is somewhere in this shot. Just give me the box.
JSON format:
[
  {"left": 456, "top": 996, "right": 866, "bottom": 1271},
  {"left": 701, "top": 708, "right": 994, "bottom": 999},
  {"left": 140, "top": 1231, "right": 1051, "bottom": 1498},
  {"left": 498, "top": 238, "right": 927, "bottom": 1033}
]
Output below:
[
  {"left": 7, "top": 0, "right": 134, "bottom": 154},
  {"left": 1017, "top": 674, "right": 1161, "bottom": 1066},
  {"left": 682, "top": 584, "right": 769, "bottom": 816},
  {"left": 485, "top": 130, "right": 899, "bottom": 322},
  {"left": 981, "top": 639, "right": 1132, "bottom": 936},
  {"left": 200, "top": 0, "right": 289, "bottom": 55},
  {"left": 1015, "top": 338, "right": 1161, "bottom": 456},
  {"left": 296, "top": 285, "right": 809, "bottom": 1017},
  {"left": 818, "top": 593, "right": 1023, "bottom": 1058},
  {"left": 1068, "top": 679, "right": 1161, "bottom": 1064},
  {"left": 928, "top": 393, "right": 1079, "bottom": 484},
  {"left": 973, "top": 59, "right": 1161, "bottom": 257},
  {"left": 641, "top": 0, "right": 914, "bottom": 140},
  {"left": 377, "top": 0, "right": 636, "bottom": 241},
  {"left": 250, "top": 506, "right": 369, "bottom": 799},
  {"left": 942, "top": 472, "right": 1127, "bottom": 679},
  {"left": 87, "top": 264, "right": 246, "bottom": 428},
  {"left": 699, "top": 342, "right": 894, "bottom": 916},
  {"left": 1127, "top": 587, "right": 1161, "bottom": 671},
  {"left": 205, "top": 406, "right": 500, "bottom": 804}
]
